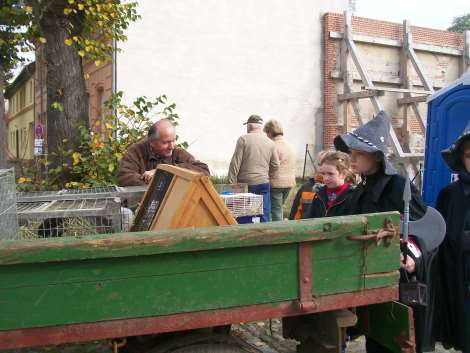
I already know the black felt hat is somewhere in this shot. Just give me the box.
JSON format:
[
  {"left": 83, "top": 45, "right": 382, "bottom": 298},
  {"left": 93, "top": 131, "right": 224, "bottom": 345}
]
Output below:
[
  {"left": 334, "top": 110, "right": 396, "bottom": 175},
  {"left": 441, "top": 119, "right": 470, "bottom": 172}
]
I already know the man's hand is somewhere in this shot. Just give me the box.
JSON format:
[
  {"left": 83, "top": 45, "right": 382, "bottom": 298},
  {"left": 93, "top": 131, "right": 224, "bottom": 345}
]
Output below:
[
  {"left": 142, "top": 169, "right": 156, "bottom": 184},
  {"left": 400, "top": 253, "right": 416, "bottom": 273}
]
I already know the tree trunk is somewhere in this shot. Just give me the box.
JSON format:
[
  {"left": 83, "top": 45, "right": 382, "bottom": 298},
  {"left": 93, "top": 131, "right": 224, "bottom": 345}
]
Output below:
[
  {"left": 0, "top": 61, "right": 10, "bottom": 169},
  {"left": 30, "top": 0, "right": 89, "bottom": 157}
]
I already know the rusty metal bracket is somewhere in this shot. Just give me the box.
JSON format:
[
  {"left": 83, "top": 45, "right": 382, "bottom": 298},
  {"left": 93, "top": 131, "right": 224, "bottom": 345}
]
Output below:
[
  {"left": 347, "top": 219, "right": 397, "bottom": 245},
  {"left": 297, "top": 242, "right": 317, "bottom": 312}
]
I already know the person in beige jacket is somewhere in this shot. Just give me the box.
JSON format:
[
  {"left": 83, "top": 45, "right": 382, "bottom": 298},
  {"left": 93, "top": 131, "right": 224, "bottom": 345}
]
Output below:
[
  {"left": 228, "top": 115, "right": 280, "bottom": 222},
  {"left": 264, "top": 120, "right": 296, "bottom": 221}
]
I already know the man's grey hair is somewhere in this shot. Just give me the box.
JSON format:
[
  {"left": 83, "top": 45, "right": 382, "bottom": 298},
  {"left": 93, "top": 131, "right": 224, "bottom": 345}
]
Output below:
[
  {"left": 148, "top": 119, "right": 174, "bottom": 140},
  {"left": 247, "top": 122, "right": 262, "bottom": 132}
]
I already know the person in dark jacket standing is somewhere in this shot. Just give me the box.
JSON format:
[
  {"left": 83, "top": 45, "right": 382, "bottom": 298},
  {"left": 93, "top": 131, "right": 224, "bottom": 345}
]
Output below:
[
  {"left": 306, "top": 150, "right": 355, "bottom": 218},
  {"left": 435, "top": 120, "right": 470, "bottom": 353},
  {"left": 334, "top": 111, "right": 431, "bottom": 353}
]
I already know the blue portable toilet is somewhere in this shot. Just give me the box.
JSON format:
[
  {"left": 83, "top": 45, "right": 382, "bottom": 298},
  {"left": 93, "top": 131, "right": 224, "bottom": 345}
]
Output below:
[{"left": 423, "top": 72, "right": 470, "bottom": 206}]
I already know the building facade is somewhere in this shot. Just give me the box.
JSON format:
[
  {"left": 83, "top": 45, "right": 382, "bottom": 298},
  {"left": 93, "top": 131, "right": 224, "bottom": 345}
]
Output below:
[
  {"left": 5, "top": 63, "right": 35, "bottom": 161},
  {"left": 33, "top": 47, "right": 113, "bottom": 150},
  {"left": 116, "top": 0, "right": 351, "bottom": 176}
]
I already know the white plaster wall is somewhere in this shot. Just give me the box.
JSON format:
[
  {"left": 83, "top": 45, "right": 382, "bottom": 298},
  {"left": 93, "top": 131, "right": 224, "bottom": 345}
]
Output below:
[{"left": 117, "top": 0, "right": 349, "bottom": 176}]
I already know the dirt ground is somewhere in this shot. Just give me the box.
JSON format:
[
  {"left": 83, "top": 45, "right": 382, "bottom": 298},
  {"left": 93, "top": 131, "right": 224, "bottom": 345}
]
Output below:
[{"left": 3, "top": 319, "right": 458, "bottom": 353}]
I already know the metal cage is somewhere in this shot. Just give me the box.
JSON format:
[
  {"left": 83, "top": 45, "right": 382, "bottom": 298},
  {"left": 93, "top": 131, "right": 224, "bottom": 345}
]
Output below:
[
  {"left": 17, "top": 185, "right": 146, "bottom": 205},
  {"left": 17, "top": 197, "right": 123, "bottom": 240},
  {"left": 0, "top": 169, "right": 19, "bottom": 241},
  {"left": 220, "top": 193, "right": 263, "bottom": 218}
]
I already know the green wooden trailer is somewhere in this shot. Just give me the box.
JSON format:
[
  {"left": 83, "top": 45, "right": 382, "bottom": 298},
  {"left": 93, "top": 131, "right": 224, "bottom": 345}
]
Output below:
[{"left": 0, "top": 213, "right": 414, "bottom": 353}]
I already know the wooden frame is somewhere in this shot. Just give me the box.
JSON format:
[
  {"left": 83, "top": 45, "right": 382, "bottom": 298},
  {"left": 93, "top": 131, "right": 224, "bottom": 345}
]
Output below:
[
  {"left": 335, "top": 11, "right": 464, "bottom": 180},
  {"left": 0, "top": 212, "right": 401, "bottom": 350},
  {"left": 131, "top": 164, "right": 236, "bottom": 231}
]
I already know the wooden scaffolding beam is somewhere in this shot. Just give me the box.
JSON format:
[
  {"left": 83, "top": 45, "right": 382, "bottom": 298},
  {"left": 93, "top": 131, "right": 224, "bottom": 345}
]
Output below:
[
  {"left": 341, "top": 11, "right": 409, "bottom": 159},
  {"left": 337, "top": 89, "right": 384, "bottom": 102},
  {"left": 463, "top": 31, "right": 470, "bottom": 74}
]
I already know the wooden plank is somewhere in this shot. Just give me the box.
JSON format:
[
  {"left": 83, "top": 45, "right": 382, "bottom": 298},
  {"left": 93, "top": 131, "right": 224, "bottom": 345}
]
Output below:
[
  {"left": 0, "top": 264, "right": 297, "bottom": 331},
  {"left": 401, "top": 20, "right": 412, "bottom": 151},
  {"left": 407, "top": 47, "right": 434, "bottom": 93},
  {"left": 329, "top": 31, "right": 463, "bottom": 57},
  {"left": 338, "top": 90, "right": 385, "bottom": 101},
  {"left": 213, "top": 183, "right": 248, "bottom": 194},
  {"left": 0, "top": 215, "right": 401, "bottom": 332},
  {"left": 340, "top": 11, "right": 356, "bottom": 129},
  {"left": 311, "top": 213, "right": 400, "bottom": 296},
  {"left": 0, "top": 245, "right": 295, "bottom": 289},
  {"left": 357, "top": 302, "right": 416, "bottom": 353},
  {"left": 362, "top": 87, "right": 432, "bottom": 95},
  {"left": 0, "top": 245, "right": 299, "bottom": 331},
  {"left": 147, "top": 166, "right": 236, "bottom": 230},
  {"left": 342, "top": 11, "right": 406, "bottom": 157},
  {"left": 463, "top": 30, "right": 470, "bottom": 73},
  {"left": 330, "top": 70, "right": 443, "bottom": 89},
  {"left": 397, "top": 95, "right": 428, "bottom": 105},
  {"left": 402, "top": 20, "right": 427, "bottom": 132},
  {"left": 0, "top": 286, "right": 399, "bottom": 350},
  {"left": 0, "top": 213, "right": 401, "bottom": 335},
  {"left": 0, "top": 212, "right": 400, "bottom": 265}
]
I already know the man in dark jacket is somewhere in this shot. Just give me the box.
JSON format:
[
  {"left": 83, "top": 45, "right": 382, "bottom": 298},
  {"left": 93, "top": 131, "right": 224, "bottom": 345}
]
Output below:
[
  {"left": 435, "top": 120, "right": 470, "bottom": 353},
  {"left": 334, "top": 111, "right": 433, "bottom": 353},
  {"left": 118, "top": 119, "right": 210, "bottom": 186}
]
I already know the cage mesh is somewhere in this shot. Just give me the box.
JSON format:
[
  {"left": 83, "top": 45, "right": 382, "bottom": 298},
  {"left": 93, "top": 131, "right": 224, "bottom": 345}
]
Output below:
[
  {"left": 17, "top": 197, "right": 126, "bottom": 240},
  {"left": 0, "top": 168, "right": 19, "bottom": 240},
  {"left": 220, "top": 193, "right": 263, "bottom": 218}
]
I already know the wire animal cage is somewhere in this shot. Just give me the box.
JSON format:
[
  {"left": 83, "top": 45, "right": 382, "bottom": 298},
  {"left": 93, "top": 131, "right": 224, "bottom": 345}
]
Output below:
[
  {"left": 219, "top": 193, "right": 263, "bottom": 218},
  {"left": 17, "top": 185, "right": 146, "bottom": 205},
  {"left": 0, "top": 168, "right": 19, "bottom": 241},
  {"left": 17, "top": 197, "right": 123, "bottom": 240}
]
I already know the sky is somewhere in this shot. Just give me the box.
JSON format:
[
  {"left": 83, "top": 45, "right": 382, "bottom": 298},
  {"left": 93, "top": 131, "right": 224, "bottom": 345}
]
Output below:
[{"left": 355, "top": 0, "right": 469, "bottom": 30}]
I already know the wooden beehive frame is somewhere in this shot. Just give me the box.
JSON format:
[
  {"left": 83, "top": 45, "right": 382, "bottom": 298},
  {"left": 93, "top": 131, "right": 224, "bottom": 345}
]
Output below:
[{"left": 132, "top": 164, "right": 236, "bottom": 231}]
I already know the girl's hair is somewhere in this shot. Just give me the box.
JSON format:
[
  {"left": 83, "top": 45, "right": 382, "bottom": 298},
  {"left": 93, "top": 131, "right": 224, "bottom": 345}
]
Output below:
[{"left": 317, "top": 150, "right": 357, "bottom": 185}]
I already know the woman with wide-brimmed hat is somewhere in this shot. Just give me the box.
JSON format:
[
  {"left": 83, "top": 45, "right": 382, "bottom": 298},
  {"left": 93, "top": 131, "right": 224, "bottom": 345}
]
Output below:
[{"left": 435, "top": 120, "right": 470, "bottom": 353}]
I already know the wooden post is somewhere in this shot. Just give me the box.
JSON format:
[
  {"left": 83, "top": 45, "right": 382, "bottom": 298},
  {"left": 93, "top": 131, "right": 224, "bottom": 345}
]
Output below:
[
  {"left": 342, "top": 11, "right": 407, "bottom": 158},
  {"left": 401, "top": 20, "right": 411, "bottom": 151},
  {"left": 463, "top": 31, "right": 470, "bottom": 74},
  {"left": 341, "top": 12, "right": 364, "bottom": 129}
]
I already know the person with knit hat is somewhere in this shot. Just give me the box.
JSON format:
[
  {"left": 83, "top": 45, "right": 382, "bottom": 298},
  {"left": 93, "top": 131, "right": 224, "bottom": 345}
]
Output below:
[{"left": 435, "top": 119, "right": 470, "bottom": 353}]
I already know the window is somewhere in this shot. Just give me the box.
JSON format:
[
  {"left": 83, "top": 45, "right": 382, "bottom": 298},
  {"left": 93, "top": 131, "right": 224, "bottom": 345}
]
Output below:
[
  {"left": 19, "top": 86, "right": 26, "bottom": 110},
  {"left": 15, "top": 130, "right": 19, "bottom": 158},
  {"left": 29, "top": 122, "right": 34, "bottom": 157},
  {"left": 15, "top": 94, "right": 19, "bottom": 114},
  {"left": 86, "top": 92, "right": 91, "bottom": 121},
  {"left": 29, "top": 80, "right": 33, "bottom": 104},
  {"left": 97, "top": 87, "right": 104, "bottom": 122},
  {"left": 9, "top": 132, "right": 14, "bottom": 153}
]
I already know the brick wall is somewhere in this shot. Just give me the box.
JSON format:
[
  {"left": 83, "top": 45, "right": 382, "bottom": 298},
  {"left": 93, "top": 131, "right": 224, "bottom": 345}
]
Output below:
[{"left": 323, "top": 13, "right": 465, "bottom": 149}]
